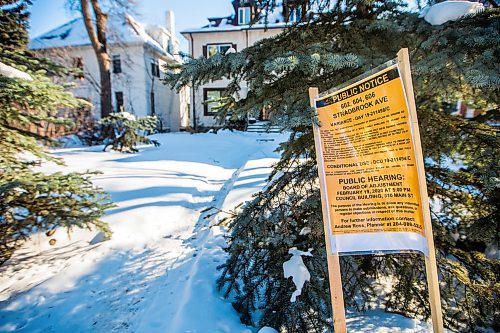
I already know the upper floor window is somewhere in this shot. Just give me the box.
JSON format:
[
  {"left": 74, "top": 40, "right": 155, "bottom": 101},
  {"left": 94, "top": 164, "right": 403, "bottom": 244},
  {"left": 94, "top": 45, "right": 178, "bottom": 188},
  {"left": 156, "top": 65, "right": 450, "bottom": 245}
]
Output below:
[
  {"left": 112, "top": 55, "right": 122, "bottom": 74},
  {"left": 238, "top": 7, "right": 251, "bottom": 25},
  {"left": 205, "top": 44, "right": 234, "bottom": 58},
  {"left": 151, "top": 58, "right": 160, "bottom": 77},
  {"left": 289, "top": 7, "right": 301, "bottom": 23},
  {"left": 167, "top": 38, "right": 174, "bottom": 54}
]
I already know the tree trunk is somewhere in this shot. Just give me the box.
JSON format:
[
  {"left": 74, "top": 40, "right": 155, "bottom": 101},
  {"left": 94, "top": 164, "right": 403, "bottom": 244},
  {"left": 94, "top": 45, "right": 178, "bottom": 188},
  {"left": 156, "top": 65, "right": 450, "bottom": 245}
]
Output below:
[
  {"left": 80, "top": 0, "right": 112, "bottom": 118},
  {"left": 98, "top": 60, "right": 112, "bottom": 118}
]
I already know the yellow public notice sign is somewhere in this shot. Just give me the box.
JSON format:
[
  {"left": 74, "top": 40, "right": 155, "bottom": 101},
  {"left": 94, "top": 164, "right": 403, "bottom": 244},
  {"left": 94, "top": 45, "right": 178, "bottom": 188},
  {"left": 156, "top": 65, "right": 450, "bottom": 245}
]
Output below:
[
  {"left": 311, "top": 50, "right": 443, "bottom": 333},
  {"left": 313, "top": 63, "right": 428, "bottom": 255}
]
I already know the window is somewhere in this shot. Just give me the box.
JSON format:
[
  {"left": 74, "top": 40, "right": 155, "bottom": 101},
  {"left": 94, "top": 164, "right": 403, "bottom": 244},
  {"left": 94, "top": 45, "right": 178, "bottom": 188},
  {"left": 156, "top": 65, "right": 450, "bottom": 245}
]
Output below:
[
  {"left": 238, "top": 7, "right": 251, "bottom": 25},
  {"left": 289, "top": 7, "right": 301, "bottom": 23},
  {"left": 112, "top": 55, "right": 122, "bottom": 74},
  {"left": 205, "top": 44, "right": 234, "bottom": 58},
  {"left": 151, "top": 58, "right": 160, "bottom": 77},
  {"left": 72, "top": 57, "right": 84, "bottom": 79},
  {"left": 167, "top": 38, "right": 174, "bottom": 54},
  {"left": 115, "top": 91, "right": 124, "bottom": 113},
  {"left": 203, "top": 88, "right": 224, "bottom": 116},
  {"left": 150, "top": 92, "right": 155, "bottom": 116}
]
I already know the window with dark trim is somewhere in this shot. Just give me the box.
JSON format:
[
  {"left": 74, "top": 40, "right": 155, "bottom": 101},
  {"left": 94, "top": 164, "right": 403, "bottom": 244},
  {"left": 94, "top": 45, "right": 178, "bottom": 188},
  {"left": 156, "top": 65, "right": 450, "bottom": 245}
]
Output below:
[
  {"left": 238, "top": 7, "right": 251, "bottom": 25},
  {"left": 203, "top": 43, "right": 237, "bottom": 58},
  {"left": 115, "top": 91, "right": 124, "bottom": 113},
  {"left": 151, "top": 58, "right": 160, "bottom": 77},
  {"left": 112, "top": 54, "right": 122, "bottom": 74},
  {"left": 289, "top": 7, "right": 301, "bottom": 23},
  {"left": 203, "top": 88, "right": 225, "bottom": 116}
]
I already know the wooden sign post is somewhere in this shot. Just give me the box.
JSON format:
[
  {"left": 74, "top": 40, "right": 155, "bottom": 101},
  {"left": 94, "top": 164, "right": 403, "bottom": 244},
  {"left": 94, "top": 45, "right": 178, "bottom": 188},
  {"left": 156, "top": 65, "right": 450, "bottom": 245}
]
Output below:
[
  {"left": 309, "top": 48, "right": 444, "bottom": 332},
  {"left": 309, "top": 87, "right": 347, "bottom": 333},
  {"left": 397, "top": 48, "right": 444, "bottom": 333}
]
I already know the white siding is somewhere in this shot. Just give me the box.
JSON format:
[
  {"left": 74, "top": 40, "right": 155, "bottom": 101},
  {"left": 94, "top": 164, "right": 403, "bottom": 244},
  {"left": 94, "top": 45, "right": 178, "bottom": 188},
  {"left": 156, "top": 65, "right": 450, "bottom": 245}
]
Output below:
[
  {"left": 35, "top": 43, "right": 187, "bottom": 131},
  {"left": 144, "top": 47, "right": 189, "bottom": 132},
  {"left": 112, "top": 44, "right": 148, "bottom": 118}
]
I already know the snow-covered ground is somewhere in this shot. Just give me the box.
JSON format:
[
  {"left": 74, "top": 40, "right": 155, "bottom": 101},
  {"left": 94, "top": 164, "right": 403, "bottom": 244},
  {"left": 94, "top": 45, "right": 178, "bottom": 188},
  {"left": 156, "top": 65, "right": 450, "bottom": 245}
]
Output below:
[{"left": 0, "top": 131, "right": 438, "bottom": 332}]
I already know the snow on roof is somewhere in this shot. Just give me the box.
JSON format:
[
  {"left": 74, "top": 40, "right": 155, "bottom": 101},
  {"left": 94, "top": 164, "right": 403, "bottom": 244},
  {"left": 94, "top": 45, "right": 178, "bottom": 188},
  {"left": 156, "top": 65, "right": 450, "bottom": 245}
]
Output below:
[
  {"left": 0, "top": 61, "right": 33, "bottom": 81},
  {"left": 125, "top": 15, "right": 176, "bottom": 62},
  {"left": 30, "top": 15, "right": 179, "bottom": 62},
  {"left": 30, "top": 18, "right": 89, "bottom": 49}
]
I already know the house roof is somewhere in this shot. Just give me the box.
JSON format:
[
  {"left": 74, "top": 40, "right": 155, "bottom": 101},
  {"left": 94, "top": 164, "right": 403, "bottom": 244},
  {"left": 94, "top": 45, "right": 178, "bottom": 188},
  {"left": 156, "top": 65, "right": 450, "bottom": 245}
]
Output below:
[
  {"left": 181, "top": 0, "right": 288, "bottom": 34},
  {"left": 0, "top": 61, "right": 33, "bottom": 81},
  {"left": 30, "top": 15, "right": 180, "bottom": 62}
]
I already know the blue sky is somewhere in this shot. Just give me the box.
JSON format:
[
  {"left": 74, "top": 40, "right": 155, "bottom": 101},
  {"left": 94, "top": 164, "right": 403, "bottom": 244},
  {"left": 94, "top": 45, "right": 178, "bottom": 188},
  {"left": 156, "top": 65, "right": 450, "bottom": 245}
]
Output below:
[{"left": 29, "top": 0, "right": 234, "bottom": 51}]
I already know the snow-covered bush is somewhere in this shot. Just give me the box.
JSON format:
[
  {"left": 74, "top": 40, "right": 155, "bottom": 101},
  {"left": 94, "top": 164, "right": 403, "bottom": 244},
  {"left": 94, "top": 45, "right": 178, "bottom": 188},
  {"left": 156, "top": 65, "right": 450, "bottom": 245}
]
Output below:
[{"left": 100, "top": 112, "right": 160, "bottom": 153}]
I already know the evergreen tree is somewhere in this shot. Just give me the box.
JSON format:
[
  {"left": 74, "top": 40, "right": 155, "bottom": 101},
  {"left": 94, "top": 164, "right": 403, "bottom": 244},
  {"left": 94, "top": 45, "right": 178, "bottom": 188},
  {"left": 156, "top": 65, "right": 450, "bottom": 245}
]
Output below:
[
  {"left": 0, "top": 0, "right": 113, "bottom": 264},
  {"left": 166, "top": 1, "right": 499, "bottom": 331},
  {"left": 0, "top": 0, "right": 30, "bottom": 49}
]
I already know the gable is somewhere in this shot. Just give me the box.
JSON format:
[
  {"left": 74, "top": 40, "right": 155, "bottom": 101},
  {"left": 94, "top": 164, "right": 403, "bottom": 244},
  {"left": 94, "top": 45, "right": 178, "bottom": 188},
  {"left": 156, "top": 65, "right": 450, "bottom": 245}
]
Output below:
[{"left": 30, "top": 15, "right": 179, "bottom": 62}]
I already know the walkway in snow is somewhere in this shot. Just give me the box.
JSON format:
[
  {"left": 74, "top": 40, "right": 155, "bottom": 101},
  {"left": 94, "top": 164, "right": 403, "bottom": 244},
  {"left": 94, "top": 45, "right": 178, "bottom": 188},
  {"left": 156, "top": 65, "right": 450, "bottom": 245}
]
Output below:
[{"left": 0, "top": 131, "right": 284, "bottom": 333}]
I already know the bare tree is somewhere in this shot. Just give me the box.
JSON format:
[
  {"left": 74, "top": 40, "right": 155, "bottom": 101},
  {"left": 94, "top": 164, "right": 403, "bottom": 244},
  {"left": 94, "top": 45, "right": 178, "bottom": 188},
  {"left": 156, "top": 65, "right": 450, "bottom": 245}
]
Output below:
[{"left": 79, "top": 0, "right": 112, "bottom": 118}]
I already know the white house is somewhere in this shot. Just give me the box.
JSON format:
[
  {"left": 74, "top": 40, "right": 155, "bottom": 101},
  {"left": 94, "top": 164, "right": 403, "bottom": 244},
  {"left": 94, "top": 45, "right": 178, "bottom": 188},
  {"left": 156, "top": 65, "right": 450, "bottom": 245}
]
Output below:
[
  {"left": 30, "top": 11, "right": 189, "bottom": 132},
  {"left": 181, "top": 0, "right": 304, "bottom": 128}
]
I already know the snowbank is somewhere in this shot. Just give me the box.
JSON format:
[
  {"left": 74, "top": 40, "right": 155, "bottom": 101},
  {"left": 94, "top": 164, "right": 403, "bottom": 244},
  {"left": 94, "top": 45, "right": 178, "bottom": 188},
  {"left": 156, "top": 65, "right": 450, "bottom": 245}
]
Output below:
[
  {"left": 283, "top": 247, "right": 313, "bottom": 302},
  {"left": 420, "top": 1, "right": 484, "bottom": 26},
  {"left": 0, "top": 131, "right": 286, "bottom": 333},
  {"left": 258, "top": 327, "right": 279, "bottom": 333}
]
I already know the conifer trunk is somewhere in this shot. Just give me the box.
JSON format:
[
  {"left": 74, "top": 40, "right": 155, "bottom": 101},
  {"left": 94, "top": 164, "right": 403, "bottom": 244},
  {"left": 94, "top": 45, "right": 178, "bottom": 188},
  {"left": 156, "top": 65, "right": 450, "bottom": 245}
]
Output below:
[{"left": 80, "top": 0, "right": 112, "bottom": 118}]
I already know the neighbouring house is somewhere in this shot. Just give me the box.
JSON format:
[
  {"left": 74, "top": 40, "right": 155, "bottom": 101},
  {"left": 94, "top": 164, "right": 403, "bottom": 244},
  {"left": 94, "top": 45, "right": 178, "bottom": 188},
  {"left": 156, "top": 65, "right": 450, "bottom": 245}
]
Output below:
[
  {"left": 453, "top": 100, "right": 499, "bottom": 127},
  {"left": 30, "top": 11, "right": 190, "bottom": 132},
  {"left": 181, "top": 0, "right": 306, "bottom": 129},
  {"left": 456, "top": 100, "right": 483, "bottom": 119}
]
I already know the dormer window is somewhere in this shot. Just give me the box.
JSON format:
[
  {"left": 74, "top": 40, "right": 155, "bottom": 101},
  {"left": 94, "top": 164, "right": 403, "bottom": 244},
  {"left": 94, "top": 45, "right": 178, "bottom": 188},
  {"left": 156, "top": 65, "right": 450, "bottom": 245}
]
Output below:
[
  {"left": 238, "top": 7, "right": 251, "bottom": 25},
  {"left": 289, "top": 7, "right": 302, "bottom": 23},
  {"left": 151, "top": 58, "right": 160, "bottom": 77}
]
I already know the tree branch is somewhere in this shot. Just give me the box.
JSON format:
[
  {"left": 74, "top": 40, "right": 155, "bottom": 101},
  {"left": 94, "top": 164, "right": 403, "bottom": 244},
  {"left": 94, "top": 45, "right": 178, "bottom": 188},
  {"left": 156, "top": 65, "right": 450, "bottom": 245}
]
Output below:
[{"left": 90, "top": 0, "right": 108, "bottom": 50}]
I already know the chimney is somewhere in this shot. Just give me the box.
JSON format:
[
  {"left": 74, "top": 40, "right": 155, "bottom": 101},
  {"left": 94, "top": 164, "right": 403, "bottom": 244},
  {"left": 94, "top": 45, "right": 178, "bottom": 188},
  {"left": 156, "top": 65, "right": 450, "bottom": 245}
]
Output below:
[
  {"left": 166, "top": 10, "right": 175, "bottom": 36},
  {"left": 165, "top": 10, "right": 177, "bottom": 55}
]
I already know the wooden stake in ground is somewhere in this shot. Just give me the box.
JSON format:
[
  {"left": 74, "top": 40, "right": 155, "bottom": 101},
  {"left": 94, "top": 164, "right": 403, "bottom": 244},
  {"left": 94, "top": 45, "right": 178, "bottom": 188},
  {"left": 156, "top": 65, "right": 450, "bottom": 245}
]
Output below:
[
  {"left": 309, "top": 87, "right": 347, "bottom": 333},
  {"left": 397, "top": 48, "right": 444, "bottom": 333}
]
